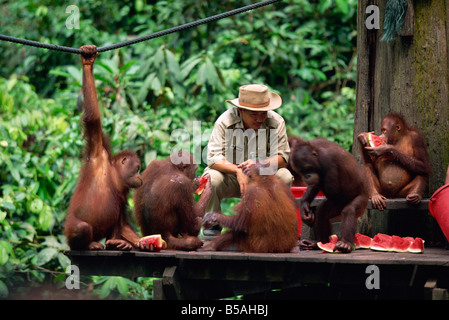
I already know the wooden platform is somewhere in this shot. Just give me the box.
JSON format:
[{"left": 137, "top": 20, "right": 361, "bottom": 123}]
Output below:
[
  {"left": 66, "top": 198, "right": 447, "bottom": 300},
  {"left": 305, "top": 197, "right": 431, "bottom": 210},
  {"left": 66, "top": 245, "right": 449, "bottom": 300}
]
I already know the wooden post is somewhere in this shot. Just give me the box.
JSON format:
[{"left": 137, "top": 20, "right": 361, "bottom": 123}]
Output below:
[{"left": 353, "top": 0, "right": 449, "bottom": 242}]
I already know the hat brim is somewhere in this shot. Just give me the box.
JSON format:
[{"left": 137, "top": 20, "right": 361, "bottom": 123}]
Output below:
[{"left": 226, "top": 91, "right": 282, "bottom": 111}]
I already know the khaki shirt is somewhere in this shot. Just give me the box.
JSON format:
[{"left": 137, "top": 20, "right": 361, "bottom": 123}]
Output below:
[{"left": 206, "top": 107, "right": 290, "bottom": 166}]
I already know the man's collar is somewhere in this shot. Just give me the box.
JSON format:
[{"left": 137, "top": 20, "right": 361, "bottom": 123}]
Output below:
[{"left": 223, "top": 107, "right": 276, "bottom": 129}]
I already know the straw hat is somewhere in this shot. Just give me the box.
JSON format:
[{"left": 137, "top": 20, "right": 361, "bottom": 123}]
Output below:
[{"left": 226, "top": 84, "right": 282, "bottom": 111}]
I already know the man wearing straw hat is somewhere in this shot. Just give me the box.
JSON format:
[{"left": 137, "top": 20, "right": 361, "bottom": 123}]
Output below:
[{"left": 202, "top": 84, "right": 293, "bottom": 235}]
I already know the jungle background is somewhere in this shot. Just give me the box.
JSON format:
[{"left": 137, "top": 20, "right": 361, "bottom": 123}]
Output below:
[{"left": 0, "top": 0, "right": 357, "bottom": 299}]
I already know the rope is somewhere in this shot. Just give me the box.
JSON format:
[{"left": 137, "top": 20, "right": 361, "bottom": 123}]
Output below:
[
  {"left": 0, "top": 0, "right": 281, "bottom": 55},
  {"left": 0, "top": 34, "right": 83, "bottom": 54}
]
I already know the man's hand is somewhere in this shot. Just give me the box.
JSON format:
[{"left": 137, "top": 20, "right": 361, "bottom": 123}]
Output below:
[
  {"left": 80, "top": 45, "right": 98, "bottom": 66},
  {"left": 237, "top": 159, "right": 256, "bottom": 171},
  {"left": 236, "top": 167, "right": 249, "bottom": 195}
]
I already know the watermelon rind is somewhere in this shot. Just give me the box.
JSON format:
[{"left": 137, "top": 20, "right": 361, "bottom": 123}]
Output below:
[
  {"left": 370, "top": 245, "right": 390, "bottom": 252},
  {"left": 317, "top": 241, "right": 335, "bottom": 253},
  {"left": 317, "top": 235, "right": 339, "bottom": 253}
]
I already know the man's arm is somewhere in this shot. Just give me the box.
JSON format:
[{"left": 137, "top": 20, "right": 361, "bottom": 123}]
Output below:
[{"left": 210, "top": 158, "right": 249, "bottom": 195}]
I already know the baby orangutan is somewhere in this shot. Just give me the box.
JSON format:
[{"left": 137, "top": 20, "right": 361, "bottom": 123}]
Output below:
[{"left": 202, "top": 164, "right": 297, "bottom": 253}]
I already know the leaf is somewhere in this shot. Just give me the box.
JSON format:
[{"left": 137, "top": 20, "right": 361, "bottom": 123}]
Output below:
[
  {"left": 115, "top": 277, "right": 129, "bottom": 296},
  {"left": 297, "top": 68, "right": 314, "bottom": 82},
  {"left": 15, "top": 192, "right": 26, "bottom": 202},
  {"left": 196, "top": 63, "right": 207, "bottom": 86},
  {"left": 151, "top": 77, "right": 162, "bottom": 95},
  {"left": 335, "top": 0, "right": 349, "bottom": 15},
  {"left": 165, "top": 49, "right": 181, "bottom": 80},
  {"left": 135, "top": 0, "right": 144, "bottom": 12},
  {"left": 19, "top": 222, "right": 36, "bottom": 241},
  {"left": 152, "top": 130, "right": 170, "bottom": 142},
  {"left": 99, "top": 277, "right": 115, "bottom": 298},
  {"left": 137, "top": 73, "right": 156, "bottom": 104},
  {"left": 160, "top": 116, "right": 172, "bottom": 130},
  {"left": 39, "top": 207, "right": 54, "bottom": 231},
  {"left": 205, "top": 57, "right": 220, "bottom": 88},
  {"left": 96, "top": 60, "right": 118, "bottom": 76},
  {"left": 144, "top": 150, "right": 157, "bottom": 165},
  {"left": 10, "top": 168, "right": 20, "bottom": 182},
  {"left": 1, "top": 202, "right": 15, "bottom": 211},
  {"left": 319, "top": 0, "right": 332, "bottom": 13},
  {"left": 66, "top": 66, "right": 82, "bottom": 83},
  {"left": 0, "top": 280, "right": 8, "bottom": 299},
  {"left": 30, "top": 198, "right": 44, "bottom": 213},
  {"left": 119, "top": 61, "right": 137, "bottom": 74},
  {"left": 6, "top": 77, "right": 17, "bottom": 91},
  {"left": 57, "top": 252, "right": 71, "bottom": 269},
  {"left": 180, "top": 56, "right": 202, "bottom": 80},
  {"left": 0, "top": 241, "right": 11, "bottom": 265},
  {"left": 153, "top": 46, "right": 165, "bottom": 67},
  {"left": 35, "top": 248, "right": 58, "bottom": 266}
]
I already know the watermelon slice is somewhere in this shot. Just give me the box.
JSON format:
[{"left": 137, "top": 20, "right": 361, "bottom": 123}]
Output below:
[
  {"left": 408, "top": 237, "right": 424, "bottom": 254},
  {"left": 194, "top": 175, "right": 209, "bottom": 195},
  {"left": 391, "top": 235, "right": 414, "bottom": 252},
  {"left": 138, "top": 234, "right": 167, "bottom": 252},
  {"left": 365, "top": 132, "right": 386, "bottom": 147},
  {"left": 369, "top": 233, "right": 425, "bottom": 253},
  {"left": 354, "top": 233, "right": 372, "bottom": 249},
  {"left": 370, "top": 233, "right": 392, "bottom": 251},
  {"left": 317, "top": 234, "right": 338, "bottom": 253},
  {"left": 317, "top": 242, "right": 335, "bottom": 253}
]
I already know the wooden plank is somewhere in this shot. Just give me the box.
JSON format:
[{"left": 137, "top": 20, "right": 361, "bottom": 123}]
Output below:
[
  {"left": 66, "top": 250, "right": 178, "bottom": 278},
  {"left": 162, "top": 266, "right": 183, "bottom": 300},
  {"left": 66, "top": 247, "right": 449, "bottom": 268},
  {"left": 294, "top": 198, "right": 430, "bottom": 210},
  {"left": 66, "top": 247, "right": 449, "bottom": 299},
  {"left": 366, "top": 199, "right": 430, "bottom": 210}
]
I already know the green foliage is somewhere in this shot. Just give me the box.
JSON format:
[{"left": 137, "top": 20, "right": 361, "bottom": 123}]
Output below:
[
  {"left": 0, "top": 0, "right": 357, "bottom": 299},
  {"left": 0, "top": 75, "right": 78, "bottom": 297}
]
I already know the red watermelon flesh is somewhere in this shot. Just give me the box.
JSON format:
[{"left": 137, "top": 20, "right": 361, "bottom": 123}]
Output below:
[
  {"left": 194, "top": 175, "right": 209, "bottom": 195},
  {"left": 329, "top": 234, "right": 338, "bottom": 244},
  {"left": 366, "top": 132, "right": 386, "bottom": 147},
  {"left": 391, "top": 235, "right": 413, "bottom": 252},
  {"left": 370, "top": 233, "right": 392, "bottom": 251},
  {"left": 138, "top": 234, "right": 167, "bottom": 251},
  {"left": 408, "top": 237, "right": 424, "bottom": 253},
  {"left": 354, "top": 233, "right": 372, "bottom": 249}
]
